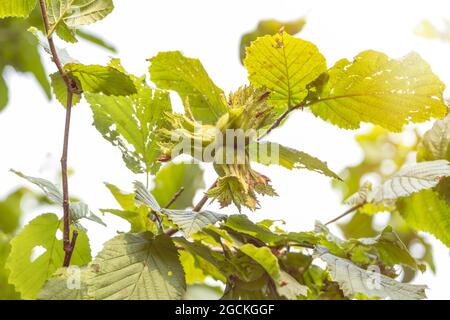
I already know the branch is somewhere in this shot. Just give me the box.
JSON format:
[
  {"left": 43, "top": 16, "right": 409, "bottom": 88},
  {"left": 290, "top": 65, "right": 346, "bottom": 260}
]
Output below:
[
  {"left": 258, "top": 103, "right": 304, "bottom": 141},
  {"left": 163, "top": 187, "right": 185, "bottom": 209},
  {"left": 38, "top": 0, "right": 80, "bottom": 268},
  {"left": 324, "top": 202, "right": 366, "bottom": 226},
  {"left": 165, "top": 180, "right": 218, "bottom": 237},
  {"left": 193, "top": 180, "right": 217, "bottom": 212}
]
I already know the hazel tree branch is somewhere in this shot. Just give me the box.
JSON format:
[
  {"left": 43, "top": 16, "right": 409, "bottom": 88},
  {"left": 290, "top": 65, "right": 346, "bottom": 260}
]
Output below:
[
  {"left": 38, "top": 0, "right": 80, "bottom": 268},
  {"left": 324, "top": 202, "right": 367, "bottom": 226}
]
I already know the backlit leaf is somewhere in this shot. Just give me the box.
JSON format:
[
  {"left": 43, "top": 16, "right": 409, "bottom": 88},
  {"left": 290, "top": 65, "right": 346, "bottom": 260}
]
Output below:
[
  {"left": 245, "top": 31, "right": 327, "bottom": 110},
  {"left": 5, "top": 213, "right": 91, "bottom": 299},
  {"left": 149, "top": 51, "right": 229, "bottom": 124},
  {"left": 310, "top": 51, "right": 448, "bottom": 131}
]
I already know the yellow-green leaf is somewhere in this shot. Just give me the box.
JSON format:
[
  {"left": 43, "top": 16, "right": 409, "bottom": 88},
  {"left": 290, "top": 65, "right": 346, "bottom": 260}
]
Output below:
[
  {"left": 310, "top": 51, "right": 448, "bottom": 131},
  {"left": 65, "top": 63, "right": 137, "bottom": 96},
  {"left": 240, "top": 17, "right": 306, "bottom": 63},
  {"left": 5, "top": 213, "right": 91, "bottom": 299},
  {"left": 0, "top": 0, "right": 36, "bottom": 18},
  {"left": 244, "top": 31, "right": 327, "bottom": 110},
  {"left": 149, "top": 51, "right": 229, "bottom": 125},
  {"left": 397, "top": 190, "right": 450, "bottom": 248},
  {"left": 46, "top": 0, "right": 114, "bottom": 37}
]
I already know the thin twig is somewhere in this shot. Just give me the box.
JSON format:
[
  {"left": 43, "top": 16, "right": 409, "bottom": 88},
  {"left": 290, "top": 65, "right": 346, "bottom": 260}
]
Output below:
[
  {"left": 258, "top": 103, "right": 304, "bottom": 141},
  {"left": 324, "top": 202, "right": 366, "bottom": 226},
  {"left": 165, "top": 180, "right": 218, "bottom": 237},
  {"left": 163, "top": 187, "right": 185, "bottom": 209},
  {"left": 63, "top": 230, "right": 78, "bottom": 267},
  {"left": 38, "top": 0, "right": 80, "bottom": 267},
  {"left": 193, "top": 180, "right": 218, "bottom": 212}
]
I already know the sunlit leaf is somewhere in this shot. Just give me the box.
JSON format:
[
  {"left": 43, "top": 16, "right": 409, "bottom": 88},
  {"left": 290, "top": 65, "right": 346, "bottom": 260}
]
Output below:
[
  {"left": 371, "top": 160, "right": 450, "bottom": 202},
  {"left": 252, "top": 142, "right": 341, "bottom": 180},
  {"left": 0, "top": 0, "right": 36, "bottom": 18},
  {"left": 45, "top": 0, "right": 114, "bottom": 37},
  {"left": 5, "top": 213, "right": 91, "bottom": 299},
  {"left": 149, "top": 51, "right": 229, "bottom": 124},
  {"left": 245, "top": 31, "right": 327, "bottom": 111},
  {"left": 397, "top": 189, "right": 450, "bottom": 248},
  {"left": 240, "top": 17, "right": 306, "bottom": 63},
  {"left": 310, "top": 51, "right": 448, "bottom": 131}
]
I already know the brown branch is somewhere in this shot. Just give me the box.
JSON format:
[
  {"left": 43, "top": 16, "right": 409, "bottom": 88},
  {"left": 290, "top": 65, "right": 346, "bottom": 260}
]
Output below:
[
  {"left": 193, "top": 180, "right": 217, "bottom": 212},
  {"left": 324, "top": 202, "right": 366, "bottom": 226},
  {"left": 163, "top": 187, "right": 185, "bottom": 209},
  {"left": 63, "top": 230, "right": 78, "bottom": 267},
  {"left": 258, "top": 103, "right": 304, "bottom": 141},
  {"left": 38, "top": 0, "right": 80, "bottom": 268}
]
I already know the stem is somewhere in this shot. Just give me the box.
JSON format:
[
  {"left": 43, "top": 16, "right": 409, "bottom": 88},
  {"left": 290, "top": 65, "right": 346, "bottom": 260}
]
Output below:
[
  {"left": 38, "top": 0, "right": 80, "bottom": 267},
  {"left": 258, "top": 103, "right": 304, "bottom": 141},
  {"left": 193, "top": 180, "right": 217, "bottom": 212},
  {"left": 164, "top": 187, "right": 185, "bottom": 209},
  {"left": 324, "top": 202, "right": 366, "bottom": 226},
  {"left": 165, "top": 180, "right": 218, "bottom": 236}
]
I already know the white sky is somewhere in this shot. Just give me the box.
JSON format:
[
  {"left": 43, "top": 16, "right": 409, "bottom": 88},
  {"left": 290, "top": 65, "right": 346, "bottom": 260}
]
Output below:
[{"left": 1, "top": 0, "right": 450, "bottom": 299}]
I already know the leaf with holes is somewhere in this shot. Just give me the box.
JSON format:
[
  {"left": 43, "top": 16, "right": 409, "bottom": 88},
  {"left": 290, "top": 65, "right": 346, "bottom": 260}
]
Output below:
[{"left": 5, "top": 213, "right": 91, "bottom": 299}]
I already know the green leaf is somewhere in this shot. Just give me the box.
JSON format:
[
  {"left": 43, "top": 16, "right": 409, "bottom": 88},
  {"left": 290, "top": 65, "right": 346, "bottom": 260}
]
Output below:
[
  {"left": 310, "top": 51, "right": 448, "bottom": 131},
  {"left": 12, "top": 170, "right": 105, "bottom": 227},
  {"left": 418, "top": 114, "right": 450, "bottom": 162},
  {"left": 149, "top": 51, "right": 229, "bottom": 124},
  {"left": 165, "top": 209, "right": 226, "bottom": 237},
  {"left": 371, "top": 160, "right": 450, "bottom": 202},
  {"left": 252, "top": 142, "right": 341, "bottom": 180},
  {"left": 103, "top": 183, "right": 153, "bottom": 232},
  {"left": 240, "top": 17, "right": 306, "bottom": 63},
  {"left": 223, "top": 215, "right": 281, "bottom": 244},
  {"left": 76, "top": 29, "right": 116, "bottom": 52},
  {"left": 348, "top": 226, "right": 420, "bottom": 270},
  {"left": 0, "top": 0, "right": 36, "bottom": 18},
  {"left": 0, "top": 189, "right": 26, "bottom": 234},
  {"left": 5, "top": 213, "right": 91, "bottom": 299},
  {"left": 316, "top": 246, "right": 427, "bottom": 300},
  {"left": 86, "top": 85, "right": 171, "bottom": 174},
  {"left": 38, "top": 267, "right": 93, "bottom": 300},
  {"left": 0, "top": 73, "right": 8, "bottom": 111},
  {"left": 239, "top": 244, "right": 307, "bottom": 299},
  {"left": 151, "top": 163, "right": 205, "bottom": 210},
  {"left": 244, "top": 31, "right": 327, "bottom": 110},
  {"left": 89, "top": 233, "right": 186, "bottom": 300},
  {"left": 174, "top": 237, "right": 227, "bottom": 282},
  {"left": 104, "top": 182, "right": 136, "bottom": 211},
  {"left": 1, "top": 20, "right": 51, "bottom": 112},
  {"left": 45, "top": 0, "right": 114, "bottom": 37},
  {"left": 397, "top": 189, "right": 450, "bottom": 248},
  {"left": 50, "top": 72, "right": 82, "bottom": 107},
  {"left": 133, "top": 181, "right": 161, "bottom": 212},
  {"left": 0, "top": 233, "right": 20, "bottom": 299},
  {"left": 65, "top": 63, "right": 137, "bottom": 96}
]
